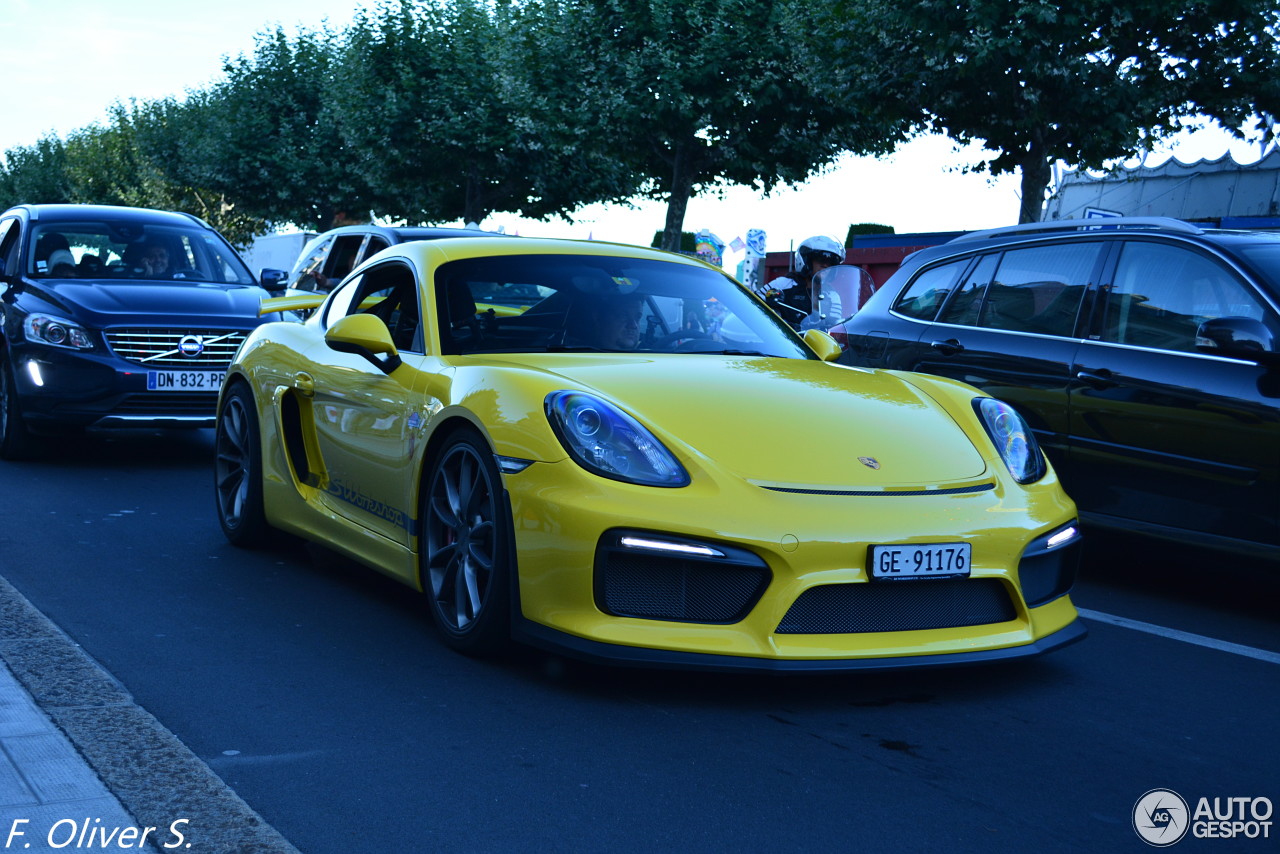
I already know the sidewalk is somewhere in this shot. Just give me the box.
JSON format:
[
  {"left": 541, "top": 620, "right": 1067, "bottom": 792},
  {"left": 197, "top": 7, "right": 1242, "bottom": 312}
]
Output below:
[
  {"left": 0, "top": 661, "right": 143, "bottom": 852},
  {"left": 0, "top": 576, "right": 300, "bottom": 854}
]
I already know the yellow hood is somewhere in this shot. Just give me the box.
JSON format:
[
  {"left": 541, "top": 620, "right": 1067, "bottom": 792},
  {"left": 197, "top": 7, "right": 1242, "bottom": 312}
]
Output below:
[{"left": 517, "top": 355, "right": 990, "bottom": 489}]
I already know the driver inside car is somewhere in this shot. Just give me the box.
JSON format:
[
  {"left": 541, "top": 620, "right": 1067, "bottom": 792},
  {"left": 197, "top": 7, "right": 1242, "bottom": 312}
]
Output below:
[
  {"left": 139, "top": 242, "right": 171, "bottom": 277},
  {"left": 588, "top": 292, "right": 643, "bottom": 350}
]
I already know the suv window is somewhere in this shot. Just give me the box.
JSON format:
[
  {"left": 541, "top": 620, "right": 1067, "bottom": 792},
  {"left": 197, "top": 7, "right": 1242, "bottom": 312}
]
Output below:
[
  {"left": 1102, "top": 241, "right": 1275, "bottom": 353},
  {"left": 933, "top": 243, "right": 1101, "bottom": 336},
  {"left": 893, "top": 259, "right": 967, "bottom": 320},
  {"left": 326, "top": 235, "right": 365, "bottom": 283},
  {"left": 28, "top": 221, "right": 253, "bottom": 284},
  {"left": 938, "top": 254, "right": 999, "bottom": 326},
  {"left": 291, "top": 236, "right": 333, "bottom": 292},
  {"left": 976, "top": 243, "right": 1100, "bottom": 336}
]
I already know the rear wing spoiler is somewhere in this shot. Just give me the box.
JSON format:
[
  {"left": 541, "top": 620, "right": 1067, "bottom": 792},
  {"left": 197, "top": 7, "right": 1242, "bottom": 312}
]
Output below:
[{"left": 260, "top": 294, "right": 325, "bottom": 316}]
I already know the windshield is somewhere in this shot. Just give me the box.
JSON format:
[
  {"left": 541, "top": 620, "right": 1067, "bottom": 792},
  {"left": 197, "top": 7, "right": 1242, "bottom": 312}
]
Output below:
[
  {"left": 28, "top": 220, "right": 255, "bottom": 285},
  {"left": 435, "top": 254, "right": 811, "bottom": 358},
  {"left": 1234, "top": 241, "right": 1280, "bottom": 299}
]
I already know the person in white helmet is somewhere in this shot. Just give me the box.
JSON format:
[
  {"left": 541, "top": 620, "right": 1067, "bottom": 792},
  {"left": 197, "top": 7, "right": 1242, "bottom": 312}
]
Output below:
[{"left": 767, "top": 235, "right": 845, "bottom": 324}]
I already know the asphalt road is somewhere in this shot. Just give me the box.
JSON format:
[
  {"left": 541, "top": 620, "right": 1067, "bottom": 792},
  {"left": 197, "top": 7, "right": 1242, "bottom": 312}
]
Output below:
[{"left": 0, "top": 427, "right": 1276, "bottom": 853}]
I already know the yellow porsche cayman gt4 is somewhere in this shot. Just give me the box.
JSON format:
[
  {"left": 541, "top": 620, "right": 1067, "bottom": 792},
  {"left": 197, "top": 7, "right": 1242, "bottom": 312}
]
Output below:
[{"left": 213, "top": 237, "right": 1085, "bottom": 671}]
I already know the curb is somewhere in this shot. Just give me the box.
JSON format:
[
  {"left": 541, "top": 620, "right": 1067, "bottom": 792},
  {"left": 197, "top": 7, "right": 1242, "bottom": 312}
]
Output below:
[{"left": 0, "top": 576, "right": 300, "bottom": 853}]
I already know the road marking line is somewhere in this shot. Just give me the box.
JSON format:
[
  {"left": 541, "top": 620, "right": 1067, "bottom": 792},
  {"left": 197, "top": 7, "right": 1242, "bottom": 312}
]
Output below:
[{"left": 1077, "top": 608, "right": 1280, "bottom": 665}]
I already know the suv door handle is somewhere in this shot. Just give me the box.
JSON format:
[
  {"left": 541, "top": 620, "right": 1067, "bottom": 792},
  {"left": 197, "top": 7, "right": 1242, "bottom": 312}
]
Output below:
[
  {"left": 1075, "top": 368, "right": 1115, "bottom": 389},
  {"left": 930, "top": 338, "right": 964, "bottom": 356},
  {"left": 294, "top": 372, "right": 315, "bottom": 397}
]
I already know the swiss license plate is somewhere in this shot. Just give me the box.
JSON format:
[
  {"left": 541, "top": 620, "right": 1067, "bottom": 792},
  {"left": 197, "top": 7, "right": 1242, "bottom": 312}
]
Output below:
[
  {"left": 869, "top": 543, "right": 971, "bottom": 580},
  {"left": 146, "top": 370, "right": 225, "bottom": 391}
]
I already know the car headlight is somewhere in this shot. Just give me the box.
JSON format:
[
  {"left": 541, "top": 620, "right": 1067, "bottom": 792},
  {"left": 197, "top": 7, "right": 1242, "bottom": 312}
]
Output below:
[
  {"left": 22, "top": 313, "right": 93, "bottom": 350},
  {"left": 973, "top": 397, "right": 1045, "bottom": 484},
  {"left": 546, "top": 391, "right": 690, "bottom": 487}
]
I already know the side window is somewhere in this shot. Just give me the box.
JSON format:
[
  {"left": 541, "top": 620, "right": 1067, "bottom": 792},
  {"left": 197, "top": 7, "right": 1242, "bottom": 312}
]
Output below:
[
  {"left": 892, "top": 259, "right": 968, "bottom": 321},
  {"left": 324, "top": 235, "right": 365, "bottom": 283},
  {"left": 937, "top": 254, "right": 999, "bottom": 327},
  {"left": 1102, "top": 242, "right": 1274, "bottom": 354},
  {"left": 0, "top": 219, "right": 19, "bottom": 274},
  {"left": 291, "top": 236, "right": 333, "bottom": 291},
  {"left": 363, "top": 236, "right": 390, "bottom": 262},
  {"left": 325, "top": 263, "right": 422, "bottom": 353},
  {"left": 976, "top": 242, "right": 1101, "bottom": 336}
]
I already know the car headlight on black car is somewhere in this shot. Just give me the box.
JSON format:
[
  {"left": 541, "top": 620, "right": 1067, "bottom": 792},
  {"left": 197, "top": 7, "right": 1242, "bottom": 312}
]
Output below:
[
  {"left": 546, "top": 391, "right": 690, "bottom": 487},
  {"left": 22, "top": 313, "right": 93, "bottom": 350},
  {"left": 974, "top": 397, "right": 1046, "bottom": 484}
]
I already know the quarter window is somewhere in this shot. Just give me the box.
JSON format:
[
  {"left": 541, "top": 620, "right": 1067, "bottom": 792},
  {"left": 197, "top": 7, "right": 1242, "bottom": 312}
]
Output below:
[{"left": 1102, "top": 242, "right": 1275, "bottom": 354}]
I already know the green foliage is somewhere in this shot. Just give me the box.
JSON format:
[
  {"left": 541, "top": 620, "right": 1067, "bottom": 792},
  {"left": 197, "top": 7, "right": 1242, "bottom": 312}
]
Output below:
[
  {"left": 181, "top": 25, "right": 376, "bottom": 233},
  {"left": 815, "top": 0, "right": 1280, "bottom": 222},
  {"left": 845, "top": 223, "right": 894, "bottom": 245},
  {"left": 13, "top": 0, "right": 1270, "bottom": 238},
  {"left": 331, "top": 0, "right": 637, "bottom": 226},
  {"left": 0, "top": 136, "right": 71, "bottom": 208},
  {"left": 549, "top": 0, "right": 911, "bottom": 250},
  {"left": 651, "top": 230, "right": 698, "bottom": 252},
  {"left": 0, "top": 108, "right": 266, "bottom": 247}
]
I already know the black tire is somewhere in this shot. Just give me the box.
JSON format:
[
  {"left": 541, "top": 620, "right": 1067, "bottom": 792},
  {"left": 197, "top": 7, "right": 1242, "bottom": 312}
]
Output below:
[
  {"left": 421, "top": 430, "right": 511, "bottom": 655},
  {"left": 213, "top": 382, "right": 273, "bottom": 547},
  {"left": 0, "top": 351, "right": 36, "bottom": 461}
]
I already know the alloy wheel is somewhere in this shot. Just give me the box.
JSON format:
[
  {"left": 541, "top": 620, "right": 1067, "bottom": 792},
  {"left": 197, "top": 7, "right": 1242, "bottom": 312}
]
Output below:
[{"left": 425, "top": 441, "right": 498, "bottom": 633}]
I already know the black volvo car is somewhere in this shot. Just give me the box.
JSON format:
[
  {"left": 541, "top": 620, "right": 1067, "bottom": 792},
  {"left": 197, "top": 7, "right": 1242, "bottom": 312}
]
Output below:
[
  {"left": 832, "top": 216, "right": 1280, "bottom": 560},
  {"left": 0, "top": 204, "right": 282, "bottom": 459}
]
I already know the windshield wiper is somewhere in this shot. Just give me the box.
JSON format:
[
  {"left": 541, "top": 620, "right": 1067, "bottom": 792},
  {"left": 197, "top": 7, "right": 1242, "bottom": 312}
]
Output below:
[
  {"left": 545, "top": 344, "right": 608, "bottom": 352},
  {"left": 679, "top": 348, "right": 776, "bottom": 357}
]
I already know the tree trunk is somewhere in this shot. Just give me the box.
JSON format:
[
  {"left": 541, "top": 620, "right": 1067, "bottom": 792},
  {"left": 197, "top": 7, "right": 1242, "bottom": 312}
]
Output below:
[
  {"left": 660, "top": 143, "right": 695, "bottom": 251},
  {"left": 463, "top": 173, "right": 491, "bottom": 227},
  {"left": 1018, "top": 131, "right": 1052, "bottom": 224}
]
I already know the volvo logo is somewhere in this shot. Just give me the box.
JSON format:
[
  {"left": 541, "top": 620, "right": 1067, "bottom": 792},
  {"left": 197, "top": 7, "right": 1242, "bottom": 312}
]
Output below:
[
  {"left": 178, "top": 335, "right": 205, "bottom": 358},
  {"left": 858, "top": 456, "right": 881, "bottom": 470}
]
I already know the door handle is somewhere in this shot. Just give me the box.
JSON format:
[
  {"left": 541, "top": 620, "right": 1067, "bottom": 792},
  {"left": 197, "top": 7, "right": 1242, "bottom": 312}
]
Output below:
[
  {"left": 930, "top": 338, "right": 964, "bottom": 356},
  {"left": 294, "top": 371, "right": 315, "bottom": 397},
  {"left": 1075, "top": 368, "right": 1115, "bottom": 389}
]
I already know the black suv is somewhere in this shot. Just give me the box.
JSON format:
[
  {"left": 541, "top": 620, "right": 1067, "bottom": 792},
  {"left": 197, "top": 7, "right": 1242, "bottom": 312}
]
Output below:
[
  {"left": 833, "top": 217, "right": 1280, "bottom": 559},
  {"left": 0, "top": 204, "right": 281, "bottom": 458}
]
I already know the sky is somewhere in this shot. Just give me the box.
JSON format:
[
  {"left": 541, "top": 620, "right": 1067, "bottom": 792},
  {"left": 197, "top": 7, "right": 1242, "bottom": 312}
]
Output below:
[{"left": 1, "top": 0, "right": 1272, "bottom": 260}]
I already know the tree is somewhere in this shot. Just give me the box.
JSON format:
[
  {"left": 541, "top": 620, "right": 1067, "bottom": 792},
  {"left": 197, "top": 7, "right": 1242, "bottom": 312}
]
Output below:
[
  {"left": 553, "top": 0, "right": 911, "bottom": 250},
  {"left": 0, "top": 110, "right": 266, "bottom": 247},
  {"left": 330, "top": 0, "right": 637, "bottom": 227},
  {"left": 820, "top": 0, "right": 1280, "bottom": 222},
  {"left": 122, "top": 101, "right": 269, "bottom": 248},
  {"left": 182, "top": 24, "right": 380, "bottom": 232},
  {"left": 0, "top": 136, "right": 72, "bottom": 209}
]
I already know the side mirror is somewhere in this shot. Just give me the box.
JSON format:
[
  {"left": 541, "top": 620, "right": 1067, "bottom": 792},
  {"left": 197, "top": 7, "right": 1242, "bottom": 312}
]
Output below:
[
  {"left": 1196, "top": 316, "right": 1280, "bottom": 366},
  {"left": 325, "top": 314, "right": 402, "bottom": 373},
  {"left": 803, "top": 328, "right": 843, "bottom": 362},
  {"left": 259, "top": 268, "right": 288, "bottom": 293}
]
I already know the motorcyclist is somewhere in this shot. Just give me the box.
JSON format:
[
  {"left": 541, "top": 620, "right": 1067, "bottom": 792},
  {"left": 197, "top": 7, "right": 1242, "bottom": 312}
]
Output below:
[{"left": 767, "top": 235, "right": 845, "bottom": 322}]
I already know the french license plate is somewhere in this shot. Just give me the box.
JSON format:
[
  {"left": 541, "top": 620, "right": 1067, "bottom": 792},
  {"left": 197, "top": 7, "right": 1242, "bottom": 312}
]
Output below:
[
  {"left": 146, "top": 370, "right": 226, "bottom": 391},
  {"left": 870, "top": 543, "right": 971, "bottom": 580}
]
